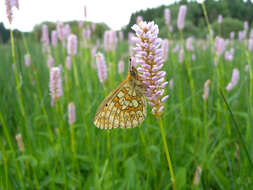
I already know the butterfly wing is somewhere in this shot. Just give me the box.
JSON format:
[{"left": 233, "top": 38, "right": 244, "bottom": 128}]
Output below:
[{"left": 94, "top": 79, "right": 147, "bottom": 129}]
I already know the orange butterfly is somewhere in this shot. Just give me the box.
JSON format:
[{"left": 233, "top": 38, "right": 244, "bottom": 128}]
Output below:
[{"left": 94, "top": 59, "right": 147, "bottom": 129}]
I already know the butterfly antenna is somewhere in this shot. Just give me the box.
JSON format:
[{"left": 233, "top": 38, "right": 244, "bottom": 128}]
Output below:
[{"left": 129, "top": 57, "right": 132, "bottom": 71}]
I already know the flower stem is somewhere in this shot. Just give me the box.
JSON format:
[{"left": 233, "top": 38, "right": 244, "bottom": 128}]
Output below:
[{"left": 158, "top": 117, "right": 176, "bottom": 190}]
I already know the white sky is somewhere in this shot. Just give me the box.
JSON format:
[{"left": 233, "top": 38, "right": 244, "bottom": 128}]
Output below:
[{"left": 0, "top": 0, "right": 177, "bottom": 32}]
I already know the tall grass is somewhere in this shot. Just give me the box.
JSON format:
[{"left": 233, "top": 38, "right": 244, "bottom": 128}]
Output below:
[{"left": 1, "top": 10, "right": 253, "bottom": 190}]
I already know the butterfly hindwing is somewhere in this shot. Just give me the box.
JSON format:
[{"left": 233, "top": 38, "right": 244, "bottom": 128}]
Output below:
[{"left": 94, "top": 79, "right": 146, "bottom": 129}]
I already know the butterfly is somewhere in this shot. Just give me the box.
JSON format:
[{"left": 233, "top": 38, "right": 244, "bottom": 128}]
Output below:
[{"left": 94, "top": 59, "right": 147, "bottom": 129}]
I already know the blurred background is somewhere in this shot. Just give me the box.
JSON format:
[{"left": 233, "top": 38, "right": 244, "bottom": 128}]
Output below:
[
  {"left": 1, "top": 0, "right": 253, "bottom": 189},
  {"left": 1, "top": 0, "right": 253, "bottom": 43}
]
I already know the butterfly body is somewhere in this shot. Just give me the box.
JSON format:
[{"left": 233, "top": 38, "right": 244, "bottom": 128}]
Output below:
[{"left": 94, "top": 65, "right": 147, "bottom": 129}]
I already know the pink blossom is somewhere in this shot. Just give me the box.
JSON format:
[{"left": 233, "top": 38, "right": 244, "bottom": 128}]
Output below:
[
  {"left": 132, "top": 21, "right": 168, "bottom": 117},
  {"left": 41, "top": 24, "right": 49, "bottom": 47},
  {"left": 186, "top": 37, "right": 194, "bottom": 51},
  {"left": 78, "top": 21, "right": 83, "bottom": 28},
  {"left": 64, "top": 24, "right": 71, "bottom": 38},
  {"left": 136, "top": 16, "right": 143, "bottom": 23},
  {"left": 203, "top": 80, "right": 211, "bottom": 100},
  {"left": 169, "top": 78, "right": 173, "bottom": 89},
  {"left": 91, "top": 46, "right": 97, "bottom": 58},
  {"left": 224, "top": 48, "right": 234, "bottom": 61},
  {"left": 57, "top": 22, "right": 64, "bottom": 41},
  {"left": 15, "top": 134, "right": 25, "bottom": 153},
  {"left": 5, "top": 0, "right": 12, "bottom": 23},
  {"left": 51, "top": 30, "right": 58, "bottom": 47},
  {"left": 173, "top": 44, "right": 180, "bottom": 53},
  {"left": 245, "top": 65, "right": 249, "bottom": 72},
  {"left": 169, "top": 26, "right": 173, "bottom": 33},
  {"left": 85, "top": 26, "right": 91, "bottom": 40},
  {"left": 164, "top": 8, "right": 171, "bottom": 25},
  {"left": 68, "top": 102, "right": 76, "bottom": 125},
  {"left": 24, "top": 54, "right": 30, "bottom": 67},
  {"left": 161, "top": 39, "right": 169, "bottom": 61},
  {"left": 177, "top": 5, "right": 187, "bottom": 30},
  {"left": 92, "top": 23, "right": 96, "bottom": 31},
  {"left": 5, "top": 0, "right": 18, "bottom": 23},
  {"left": 218, "top": 14, "right": 222, "bottom": 24},
  {"left": 11, "top": 0, "right": 19, "bottom": 9},
  {"left": 47, "top": 56, "right": 54, "bottom": 68},
  {"left": 226, "top": 68, "right": 240, "bottom": 91},
  {"left": 193, "top": 166, "right": 202, "bottom": 186},
  {"left": 96, "top": 52, "right": 107, "bottom": 84},
  {"left": 104, "top": 30, "right": 117, "bottom": 52},
  {"left": 67, "top": 34, "right": 78, "bottom": 56},
  {"left": 84, "top": 6, "right": 87, "bottom": 18},
  {"left": 128, "top": 32, "right": 135, "bottom": 44},
  {"left": 215, "top": 36, "right": 226, "bottom": 57},
  {"left": 238, "top": 30, "right": 246, "bottom": 41},
  {"left": 49, "top": 67, "right": 63, "bottom": 104},
  {"left": 119, "top": 31, "right": 124, "bottom": 41},
  {"left": 179, "top": 48, "right": 184, "bottom": 64},
  {"left": 249, "top": 39, "right": 253, "bottom": 51},
  {"left": 230, "top": 32, "right": 235, "bottom": 40}
]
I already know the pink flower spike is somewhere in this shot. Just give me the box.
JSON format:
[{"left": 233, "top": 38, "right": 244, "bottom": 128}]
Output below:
[
  {"left": 67, "top": 34, "right": 78, "bottom": 56},
  {"left": 203, "top": 80, "right": 211, "bottom": 100},
  {"left": 177, "top": 5, "right": 187, "bottom": 30},
  {"left": 57, "top": 22, "right": 64, "bottom": 41},
  {"left": 218, "top": 14, "right": 222, "bottom": 24},
  {"left": 164, "top": 8, "right": 171, "bottom": 25},
  {"left": 179, "top": 48, "right": 184, "bottom": 64},
  {"left": 186, "top": 37, "right": 194, "bottom": 51},
  {"left": 132, "top": 21, "right": 168, "bottom": 117},
  {"left": 249, "top": 39, "right": 253, "bottom": 51},
  {"left": 169, "top": 78, "right": 173, "bottom": 89},
  {"left": 68, "top": 102, "right": 76, "bottom": 125},
  {"left": 84, "top": 6, "right": 87, "bottom": 18},
  {"left": 96, "top": 52, "right": 107, "bottom": 84},
  {"left": 161, "top": 39, "right": 169, "bottom": 61},
  {"left": 51, "top": 30, "right": 58, "bottom": 47},
  {"left": 15, "top": 133, "right": 25, "bottom": 153},
  {"left": 41, "top": 24, "right": 49, "bottom": 47},
  {"left": 245, "top": 65, "right": 249, "bottom": 72},
  {"left": 49, "top": 67, "right": 63, "bottom": 105},
  {"left": 24, "top": 54, "right": 31, "bottom": 67},
  {"left": 5, "top": 0, "right": 12, "bottom": 23},
  {"left": 226, "top": 68, "right": 240, "bottom": 91},
  {"left": 215, "top": 36, "right": 226, "bottom": 57},
  {"left": 47, "top": 56, "right": 54, "bottom": 68}
]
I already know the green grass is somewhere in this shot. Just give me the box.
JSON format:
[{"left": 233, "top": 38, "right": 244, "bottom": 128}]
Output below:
[{"left": 0, "top": 26, "right": 253, "bottom": 190}]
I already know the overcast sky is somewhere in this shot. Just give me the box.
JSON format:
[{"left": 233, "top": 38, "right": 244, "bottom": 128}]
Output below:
[{"left": 0, "top": 0, "right": 178, "bottom": 31}]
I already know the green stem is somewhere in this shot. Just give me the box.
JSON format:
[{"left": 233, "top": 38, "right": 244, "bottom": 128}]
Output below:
[
  {"left": 158, "top": 118, "right": 176, "bottom": 190},
  {"left": 0, "top": 113, "right": 24, "bottom": 188}
]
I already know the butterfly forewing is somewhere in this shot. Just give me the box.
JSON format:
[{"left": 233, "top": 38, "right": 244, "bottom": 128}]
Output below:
[{"left": 94, "top": 78, "right": 147, "bottom": 129}]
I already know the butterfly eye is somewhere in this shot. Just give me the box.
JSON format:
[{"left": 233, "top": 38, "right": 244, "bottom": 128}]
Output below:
[{"left": 130, "top": 70, "right": 136, "bottom": 77}]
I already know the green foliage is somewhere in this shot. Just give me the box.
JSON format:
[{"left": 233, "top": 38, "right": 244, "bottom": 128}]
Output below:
[
  {"left": 0, "top": 23, "right": 10, "bottom": 43},
  {"left": 123, "top": 0, "right": 253, "bottom": 38},
  {"left": 32, "top": 21, "right": 109, "bottom": 42},
  {"left": 1, "top": 27, "right": 253, "bottom": 189},
  {"left": 212, "top": 17, "right": 244, "bottom": 38}
]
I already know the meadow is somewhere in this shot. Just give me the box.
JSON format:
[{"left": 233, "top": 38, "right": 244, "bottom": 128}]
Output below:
[{"left": 1, "top": 3, "right": 253, "bottom": 190}]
